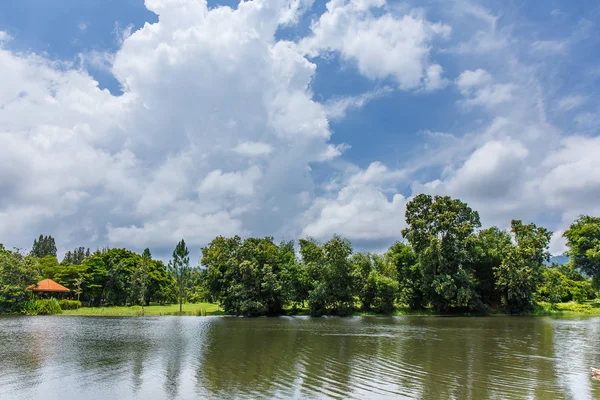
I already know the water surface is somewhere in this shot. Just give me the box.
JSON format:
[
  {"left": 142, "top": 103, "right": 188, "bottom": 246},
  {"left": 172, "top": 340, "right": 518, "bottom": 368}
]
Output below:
[{"left": 1, "top": 316, "right": 599, "bottom": 399}]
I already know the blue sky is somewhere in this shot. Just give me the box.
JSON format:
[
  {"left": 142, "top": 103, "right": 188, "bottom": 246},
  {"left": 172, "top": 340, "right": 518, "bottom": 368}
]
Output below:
[{"left": 1, "top": 0, "right": 599, "bottom": 260}]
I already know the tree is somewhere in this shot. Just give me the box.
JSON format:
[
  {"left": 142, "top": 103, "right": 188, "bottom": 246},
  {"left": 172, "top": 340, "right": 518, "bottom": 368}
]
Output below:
[
  {"left": 564, "top": 215, "right": 600, "bottom": 288},
  {"left": 132, "top": 248, "right": 151, "bottom": 313},
  {"left": 62, "top": 247, "right": 90, "bottom": 265},
  {"left": 169, "top": 239, "right": 191, "bottom": 313},
  {"left": 202, "top": 236, "right": 287, "bottom": 316},
  {"left": 494, "top": 220, "right": 551, "bottom": 312},
  {"left": 0, "top": 248, "right": 42, "bottom": 313},
  {"left": 73, "top": 275, "right": 84, "bottom": 301},
  {"left": 468, "top": 227, "right": 513, "bottom": 307},
  {"left": 351, "top": 252, "right": 398, "bottom": 313},
  {"left": 31, "top": 235, "right": 57, "bottom": 258},
  {"left": 307, "top": 235, "right": 355, "bottom": 316},
  {"left": 402, "top": 194, "right": 481, "bottom": 312},
  {"left": 385, "top": 242, "right": 422, "bottom": 308}
]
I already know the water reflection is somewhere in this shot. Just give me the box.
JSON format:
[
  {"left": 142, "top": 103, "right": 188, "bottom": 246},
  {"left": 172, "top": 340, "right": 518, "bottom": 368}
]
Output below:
[{"left": 0, "top": 316, "right": 599, "bottom": 399}]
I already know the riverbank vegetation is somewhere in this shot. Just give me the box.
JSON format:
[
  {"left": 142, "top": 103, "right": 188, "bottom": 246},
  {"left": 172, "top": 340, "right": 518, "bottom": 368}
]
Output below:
[{"left": 1, "top": 195, "right": 599, "bottom": 317}]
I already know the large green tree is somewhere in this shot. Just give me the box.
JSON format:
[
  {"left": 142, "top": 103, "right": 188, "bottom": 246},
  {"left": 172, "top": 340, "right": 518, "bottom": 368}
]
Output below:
[
  {"left": 202, "top": 236, "right": 287, "bottom": 316},
  {"left": 170, "top": 239, "right": 191, "bottom": 313},
  {"left": 305, "top": 235, "right": 355, "bottom": 316},
  {"left": 564, "top": 215, "right": 600, "bottom": 288},
  {"left": 494, "top": 220, "right": 551, "bottom": 312},
  {"left": 402, "top": 194, "right": 481, "bottom": 312},
  {"left": 468, "top": 227, "right": 513, "bottom": 307}
]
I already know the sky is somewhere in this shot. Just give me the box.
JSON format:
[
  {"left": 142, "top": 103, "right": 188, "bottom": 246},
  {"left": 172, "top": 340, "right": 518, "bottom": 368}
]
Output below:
[{"left": 1, "top": 0, "right": 599, "bottom": 262}]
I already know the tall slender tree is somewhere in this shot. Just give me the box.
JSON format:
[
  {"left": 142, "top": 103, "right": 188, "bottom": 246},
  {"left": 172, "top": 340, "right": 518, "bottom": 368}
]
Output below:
[
  {"left": 169, "top": 240, "right": 191, "bottom": 313},
  {"left": 133, "top": 248, "right": 151, "bottom": 313}
]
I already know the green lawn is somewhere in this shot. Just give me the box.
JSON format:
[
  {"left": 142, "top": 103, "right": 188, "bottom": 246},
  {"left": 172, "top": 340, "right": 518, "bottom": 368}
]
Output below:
[
  {"left": 61, "top": 302, "right": 223, "bottom": 316},
  {"left": 59, "top": 300, "right": 600, "bottom": 317}
]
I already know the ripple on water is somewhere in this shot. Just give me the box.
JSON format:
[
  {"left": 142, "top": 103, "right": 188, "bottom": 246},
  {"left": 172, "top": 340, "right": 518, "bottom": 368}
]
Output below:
[{"left": 1, "top": 315, "right": 600, "bottom": 399}]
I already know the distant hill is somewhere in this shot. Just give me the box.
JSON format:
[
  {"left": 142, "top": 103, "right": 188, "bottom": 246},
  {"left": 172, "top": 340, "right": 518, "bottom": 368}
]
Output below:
[{"left": 546, "top": 255, "right": 569, "bottom": 266}]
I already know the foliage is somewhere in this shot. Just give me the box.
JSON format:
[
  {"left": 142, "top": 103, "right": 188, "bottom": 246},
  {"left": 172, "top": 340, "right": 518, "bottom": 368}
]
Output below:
[
  {"left": 31, "top": 235, "right": 57, "bottom": 258},
  {"left": 169, "top": 240, "right": 191, "bottom": 313},
  {"left": 3, "top": 200, "right": 600, "bottom": 317},
  {"left": 385, "top": 242, "right": 422, "bottom": 308},
  {"left": 469, "top": 227, "right": 512, "bottom": 307},
  {"left": 131, "top": 248, "right": 151, "bottom": 311},
  {"left": 62, "top": 247, "right": 91, "bottom": 265},
  {"left": 303, "top": 236, "right": 355, "bottom": 316},
  {"left": 23, "top": 298, "right": 62, "bottom": 315},
  {"left": 537, "top": 265, "right": 595, "bottom": 304},
  {"left": 494, "top": 220, "right": 551, "bottom": 313},
  {"left": 58, "top": 299, "right": 82, "bottom": 310},
  {"left": 0, "top": 248, "right": 41, "bottom": 314},
  {"left": 564, "top": 215, "right": 600, "bottom": 288},
  {"left": 202, "top": 236, "right": 288, "bottom": 316},
  {"left": 402, "top": 194, "right": 481, "bottom": 312}
]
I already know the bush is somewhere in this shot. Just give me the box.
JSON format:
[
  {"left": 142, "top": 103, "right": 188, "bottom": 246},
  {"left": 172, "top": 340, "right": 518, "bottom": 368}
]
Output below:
[
  {"left": 22, "top": 298, "right": 63, "bottom": 315},
  {"left": 58, "top": 299, "right": 82, "bottom": 310}
]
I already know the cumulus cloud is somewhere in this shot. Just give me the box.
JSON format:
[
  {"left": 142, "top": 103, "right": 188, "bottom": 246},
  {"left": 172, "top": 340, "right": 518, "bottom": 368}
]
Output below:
[
  {"left": 302, "top": 162, "right": 407, "bottom": 243},
  {"left": 456, "top": 69, "right": 515, "bottom": 109},
  {"left": 299, "top": 0, "right": 451, "bottom": 90},
  {"left": 0, "top": 0, "right": 338, "bottom": 255}
]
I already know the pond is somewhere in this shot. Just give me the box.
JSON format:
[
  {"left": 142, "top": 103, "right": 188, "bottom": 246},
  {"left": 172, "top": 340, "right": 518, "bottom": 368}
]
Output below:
[{"left": 0, "top": 316, "right": 599, "bottom": 399}]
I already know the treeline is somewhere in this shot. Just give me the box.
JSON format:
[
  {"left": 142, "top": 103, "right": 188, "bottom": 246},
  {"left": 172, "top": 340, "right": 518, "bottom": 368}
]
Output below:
[{"left": 1, "top": 194, "right": 599, "bottom": 316}]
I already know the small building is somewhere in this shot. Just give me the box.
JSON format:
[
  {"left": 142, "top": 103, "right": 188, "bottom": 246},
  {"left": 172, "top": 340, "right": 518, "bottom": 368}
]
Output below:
[{"left": 27, "top": 279, "right": 70, "bottom": 298}]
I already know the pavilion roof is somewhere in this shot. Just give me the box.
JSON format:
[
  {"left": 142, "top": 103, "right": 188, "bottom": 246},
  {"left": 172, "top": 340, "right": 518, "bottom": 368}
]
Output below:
[{"left": 27, "top": 278, "right": 70, "bottom": 293}]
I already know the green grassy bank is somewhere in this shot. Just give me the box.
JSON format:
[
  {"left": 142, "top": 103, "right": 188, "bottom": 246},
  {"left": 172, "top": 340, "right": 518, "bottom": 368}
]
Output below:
[
  {"left": 58, "top": 300, "right": 600, "bottom": 317},
  {"left": 61, "top": 302, "right": 223, "bottom": 316}
]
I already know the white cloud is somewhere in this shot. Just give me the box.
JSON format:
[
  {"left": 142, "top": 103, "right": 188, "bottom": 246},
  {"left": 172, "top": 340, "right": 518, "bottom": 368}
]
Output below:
[
  {"left": 299, "top": 0, "right": 451, "bottom": 90},
  {"left": 557, "top": 95, "right": 587, "bottom": 111},
  {"left": 0, "top": 0, "right": 339, "bottom": 255},
  {"left": 455, "top": 68, "right": 492, "bottom": 88},
  {"left": 531, "top": 40, "right": 567, "bottom": 55},
  {"left": 233, "top": 141, "right": 274, "bottom": 157},
  {"left": 324, "top": 86, "right": 393, "bottom": 121},
  {"left": 198, "top": 166, "right": 262, "bottom": 197},
  {"left": 0, "top": 31, "right": 12, "bottom": 43},
  {"left": 422, "top": 64, "right": 449, "bottom": 92},
  {"left": 78, "top": 22, "right": 88, "bottom": 32},
  {"left": 1, "top": 0, "right": 599, "bottom": 260},
  {"left": 456, "top": 69, "right": 515, "bottom": 109},
  {"left": 302, "top": 163, "right": 408, "bottom": 241}
]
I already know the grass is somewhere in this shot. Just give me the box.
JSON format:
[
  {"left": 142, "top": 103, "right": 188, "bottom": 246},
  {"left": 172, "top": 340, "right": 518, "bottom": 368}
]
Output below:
[
  {"left": 532, "top": 300, "right": 600, "bottom": 316},
  {"left": 61, "top": 302, "right": 224, "bottom": 317},
  {"left": 59, "top": 300, "right": 600, "bottom": 317}
]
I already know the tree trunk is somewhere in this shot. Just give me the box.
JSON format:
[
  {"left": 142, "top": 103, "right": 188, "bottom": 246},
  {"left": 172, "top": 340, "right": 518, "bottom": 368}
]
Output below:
[{"left": 179, "top": 282, "right": 183, "bottom": 313}]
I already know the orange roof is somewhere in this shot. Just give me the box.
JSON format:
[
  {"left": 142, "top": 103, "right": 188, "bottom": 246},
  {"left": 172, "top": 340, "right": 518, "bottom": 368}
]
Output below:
[{"left": 27, "top": 278, "right": 70, "bottom": 293}]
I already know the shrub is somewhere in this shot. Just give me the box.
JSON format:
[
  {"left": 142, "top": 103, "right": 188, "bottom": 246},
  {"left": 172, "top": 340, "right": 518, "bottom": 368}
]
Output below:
[
  {"left": 22, "top": 298, "right": 63, "bottom": 315},
  {"left": 58, "top": 299, "right": 82, "bottom": 310}
]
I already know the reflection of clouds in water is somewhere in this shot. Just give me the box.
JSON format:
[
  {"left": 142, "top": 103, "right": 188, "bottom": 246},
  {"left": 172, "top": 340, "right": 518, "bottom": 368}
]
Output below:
[{"left": 552, "top": 318, "right": 599, "bottom": 399}]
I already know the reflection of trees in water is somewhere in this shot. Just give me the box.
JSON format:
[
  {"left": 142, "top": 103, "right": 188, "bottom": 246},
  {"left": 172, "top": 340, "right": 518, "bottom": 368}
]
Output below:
[
  {"left": 406, "top": 317, "right": 561, "bottom": 399},
  {"left": 162, "top": 318, "right": 186, "bottom": 399},
  {"left": 195, "top": 318, "right": 304, "bottom": 398}
]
